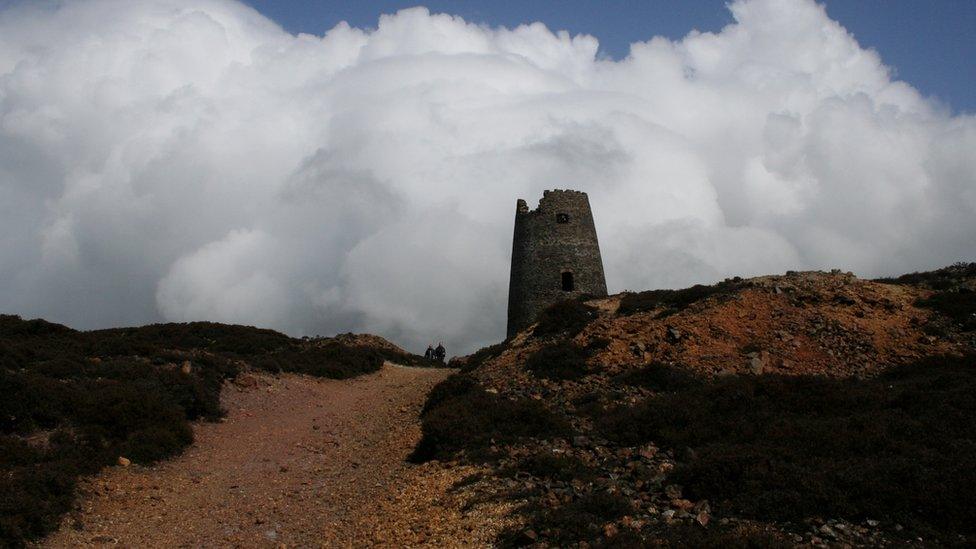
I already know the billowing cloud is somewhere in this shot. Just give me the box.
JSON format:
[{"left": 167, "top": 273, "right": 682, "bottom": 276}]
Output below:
[{"left": 0, "top": 0, "right": 973, "bottom": 353}]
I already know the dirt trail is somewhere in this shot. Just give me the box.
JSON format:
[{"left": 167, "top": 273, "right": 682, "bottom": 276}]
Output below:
[{"left": 41, "top": 364, "right": 482, "bottom": 548}]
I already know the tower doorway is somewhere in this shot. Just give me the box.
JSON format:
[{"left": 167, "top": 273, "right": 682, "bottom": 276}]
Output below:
[{"left": 561, "top": 271, "right": 575, "bottom": 292}]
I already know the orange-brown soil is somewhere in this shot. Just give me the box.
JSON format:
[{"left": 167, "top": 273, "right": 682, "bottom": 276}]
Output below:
[
  {"left": 477, "top": 271, "right": 968, "bottom": 397},
  {"left": 40, "top": 364, "right": 512, "bottom": 548}
]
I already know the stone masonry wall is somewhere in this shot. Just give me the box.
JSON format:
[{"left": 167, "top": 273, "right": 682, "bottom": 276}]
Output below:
[{"left": 507, "top": 189, "right": 608, "bottom": 337}]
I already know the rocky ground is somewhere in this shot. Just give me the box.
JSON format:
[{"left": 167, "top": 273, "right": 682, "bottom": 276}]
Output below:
[{"left": 40, "top": 364, "right": 514, "bottom": 548}]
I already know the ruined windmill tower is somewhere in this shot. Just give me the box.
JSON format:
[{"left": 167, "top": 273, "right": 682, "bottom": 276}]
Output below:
[{"left": 507, "top": 189, "right": 608, "bottom": 337}]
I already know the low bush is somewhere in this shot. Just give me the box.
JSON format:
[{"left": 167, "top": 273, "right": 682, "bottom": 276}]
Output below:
[
  {"left": 455, "top": 341, "right": 509, "bottom": 373},
  {"left": 916, "top": 289, "right": 976, "bottom": 331},
  {"left": 614, "top": 362, "right": 701, "bottom": 392},
  {"left": 505, "top": 450, "right": 594, "bottom": 483},
  {"left": 249, "top": 342, "right": 384, "bottom": 379},
  {"left": 876, "top": 262, "right": 976, "bottom": 290},
  {"left": 641, "top": 524, "right": 792, "bottom": 548},
  {"left": 411, "top": 375, "right": 572, "bottom": 462},
  {"left": 594, "top": 354, "right": 976, "bottom": 539},
  {"left": 420, "top": 373, "right": 478, "bottom": 415},
  {"left": 524, "top": 342, "right": 589, "bottom": 380},
  {"left": 510, "top": 490, "right": 634, "bottom": 546},
  {"left": 533, "top": 300, "right": 598, "bottom": 338},
  {"left": 617, "top": 279, "right": 744, "bottom": 317}
]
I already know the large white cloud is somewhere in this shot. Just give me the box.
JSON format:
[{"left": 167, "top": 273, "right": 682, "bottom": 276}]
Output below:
[{"left": 0, "top": 0, "right": 973, "bottom": 353}]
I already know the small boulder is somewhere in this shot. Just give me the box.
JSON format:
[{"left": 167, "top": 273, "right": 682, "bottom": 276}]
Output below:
[
  {"left": 117, "top": 456, "right": 131, "bottom": 467},
  {"left": 180, "top": 361, "right": 192, "bottom": 374}
]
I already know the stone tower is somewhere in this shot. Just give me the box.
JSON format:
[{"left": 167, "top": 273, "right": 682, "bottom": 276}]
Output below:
[{"left": 507, "top": 189, "right": 608, "bottom": 337}]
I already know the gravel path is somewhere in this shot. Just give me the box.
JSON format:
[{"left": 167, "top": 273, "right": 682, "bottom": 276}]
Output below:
[{"left": 41, "top": 364, "right": 471, "bottom": 547}]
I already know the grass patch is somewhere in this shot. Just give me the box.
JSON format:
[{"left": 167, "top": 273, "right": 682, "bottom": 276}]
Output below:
[{"left": 595, "top": 354, "right": 976, "bottom": 540}]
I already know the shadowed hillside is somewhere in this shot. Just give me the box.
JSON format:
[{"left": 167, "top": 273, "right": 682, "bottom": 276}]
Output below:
[{"left": 423, "top": 265, "right": 976, "bottom": 546}]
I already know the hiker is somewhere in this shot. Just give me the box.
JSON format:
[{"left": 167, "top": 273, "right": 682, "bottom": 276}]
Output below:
[
  {"left": 424, "top": 344, "right": 434, "bottom": 360},
  {"left": 434, "top": 342, "right": 446, "bottom": 363}
]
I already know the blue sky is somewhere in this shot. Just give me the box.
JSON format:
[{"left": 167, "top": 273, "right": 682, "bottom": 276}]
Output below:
[{"left": 243, "top": 0, "right": 976, "bottom": 114}]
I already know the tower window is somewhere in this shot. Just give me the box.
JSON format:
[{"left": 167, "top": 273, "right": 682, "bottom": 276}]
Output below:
[
  {"left": 561, "top": 271, "right": 575, "bottom": 292},
  {"left": 556, "top": 213, "right": 570, "bottom": 224}
]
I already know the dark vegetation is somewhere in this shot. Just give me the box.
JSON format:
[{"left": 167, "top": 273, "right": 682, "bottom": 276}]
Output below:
[
  {"left": 917, "top": 290, "right": 976, "bottom": 332},
  {"left": 524, "top": 341, "right": 590, "bottom": 380},
  {"left": 876, "top": 261, "right": 976, "bottom": 290},
  {"left": 877, "top": 262, "right": 976, "bottom": 332},
  {"left": 617, "top": 278, "right": 744, "bottom": 317},
  {"left": 614, "top": 362, "right": 701, "bottom": 392},
  {"left": 502, "top": 450, "right": 594, "bottom": 483},
  {"left": 410, "top": 373, "right": 571, "bottom": 462},
  {"left": 453, "top": 340, "right": 509, "bottom": 373},
  {"left": 513, "top": 490, "right": 634, "bottom": 546},
  {"left": 595, "top": 354, "right": 976, "bottom": 540},
  {"left": 0, "top": 314, "right": 421, "bottom": 547},
  {"left": 532, "top": 299, "right": 598, "bottom": 338}
]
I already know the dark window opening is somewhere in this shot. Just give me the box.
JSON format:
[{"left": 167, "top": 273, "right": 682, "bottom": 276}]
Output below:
[
  {"left": 556, "top": 213, "right": 570, "bottom": 224},
  {"left": 561, "top": 271, "right": 575, "bottom": 292}
]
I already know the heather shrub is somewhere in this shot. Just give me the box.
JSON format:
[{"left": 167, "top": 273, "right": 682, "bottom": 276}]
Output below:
[
  {"left": 506, "top": 450, "right": 594, "bottom": 483},
  {"left": 917, "top": 289, "right": 976, "bottom": 331},
  {"left": 455, "top": 341, "right": 509, "bottom": 373},
  {"left": 411, "top": 377, "right": 572, "bottom": 462},
  {"left": 524, "top": 341, "right": 589, "bottom": 380},
  {"left": 642, "top": 524, "right": 792, "bottom": 548},
  {"left": 420, "top": 373, "right": 478, "bottom": 415},
  {"left": 617, "top": 279, "right": 743, "bottom": 317},
  {"left": 511, "top": 490, "right": 634, "bottom": 546},
  {"left": 614, "top": 362, "right": 701, "bottom": 392},
  {"left": 876, "top": 262, "right": 976, "bottom": 290},
  {"left": 533, "top": 300, "right": 598, "bottom": 338},
  {"left": 249, "top": 342, "right": 384, "bottom": 379},
  {"left": 595, "top": 354, "right": 976, "bottom": 538}
]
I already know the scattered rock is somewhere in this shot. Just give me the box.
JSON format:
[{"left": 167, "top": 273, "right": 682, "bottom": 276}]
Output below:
[
  {"left": 181, "top": 361, "right": 192, "bottom": 374},
  {"left": 696, "top": 511, "right": 710, "bottom": 526},
  {"left": 117, "top": 457, "right": 131, "bottom": 467},
  {"left": 749, "top": 356, "right": 764, "bottom": 374},
  {"left": 234, "top": 374, "right": 259, "bottom": 389}
]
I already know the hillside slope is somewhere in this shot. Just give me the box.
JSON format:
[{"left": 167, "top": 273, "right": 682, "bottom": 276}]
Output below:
[{"left": 420, "top": 265, "right": 976, "bottom": 547}]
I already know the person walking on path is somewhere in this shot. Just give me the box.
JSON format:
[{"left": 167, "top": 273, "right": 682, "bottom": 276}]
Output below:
[{"left": 434, "top": 343, "right": 446, "bottom": 363}]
